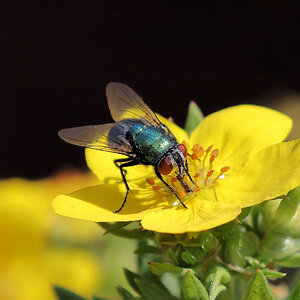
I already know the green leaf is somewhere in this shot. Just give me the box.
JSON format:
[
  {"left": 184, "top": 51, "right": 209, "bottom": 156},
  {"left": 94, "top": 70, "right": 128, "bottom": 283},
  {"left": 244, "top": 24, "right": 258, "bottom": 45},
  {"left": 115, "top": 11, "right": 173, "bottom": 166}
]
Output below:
[
  {"left": 98, "top": 223, "right": 153, "bottom": 239},
  {"left": 123, "top": 268, "right": 142, "bottom": 294},
  {"left": 200, "top": 232, "right": 218, "bottom": 253},
  {"left": 225, "top": 227, "right": 246, "bottom": 267},
  {"left": 98, "top": 221, "right": 131, "bottom": 235},
  {"left": 148, "top": 262, "right": 185, "bottom": 276},
  {"left": 183, "top": 271, "right": 209, "bottom": 300},
  {"left": 134, "top": 245, "right": 163, "bottom": 255},
  {"left": 167, "top": 248, "right": 180, "bottom": 265},
  {"left": 182, "top": 251, "right": 198, "bottom": 265},
  {"left": 184, "top": 101, "right": 204, "bottom": 136},
  {"left": 277, "top": 252, "right": 300, "bottom": 267},
  {"left": 185, "top": 247, "right": 205, "bottom": 262},
  {"left": 53, "top": 286, "right": 87, "bottom": 300},
  {"left": 245, "top": 269, "right": 275, "bottom": 300},
  {"left": 204, "top": 265, "right": 231, "bottom": 300},
  {"left": 261, "top": 268, "right": 286, "bottom": 280},
  {"left": 93, "top": 297, "right": 110, "bottom": 300},
  {"left": 289, "top": 279, "right": 300, "bottom": 300},
  {"left": 136, "top": 279, "right": 176, "bottom": 300},
  {"left": 116, "top": 286, "right": 136, "bottom": 300}
]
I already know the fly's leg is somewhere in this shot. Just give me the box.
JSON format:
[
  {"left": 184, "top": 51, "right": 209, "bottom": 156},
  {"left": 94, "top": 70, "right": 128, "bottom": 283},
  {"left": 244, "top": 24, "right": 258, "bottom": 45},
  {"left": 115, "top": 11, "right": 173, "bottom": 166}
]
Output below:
[
  {"left": 113, "top": 159, "right": 140, "bottom": 213},
  {"left": 155, "top": 166, "right": 188, "bottom": 209},
  {"left": 185, "top": 159, "right": 196, "bottom": 186}
]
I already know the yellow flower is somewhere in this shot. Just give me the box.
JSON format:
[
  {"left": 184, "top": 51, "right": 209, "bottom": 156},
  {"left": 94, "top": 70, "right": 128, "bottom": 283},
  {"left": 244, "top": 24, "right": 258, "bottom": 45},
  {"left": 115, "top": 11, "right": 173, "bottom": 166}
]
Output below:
[
  {"left": 0, "top": 171, "right": 102, "bottom": 300},
  {"left": 52, "top": 105, "right": 300, "bottom": 234}
]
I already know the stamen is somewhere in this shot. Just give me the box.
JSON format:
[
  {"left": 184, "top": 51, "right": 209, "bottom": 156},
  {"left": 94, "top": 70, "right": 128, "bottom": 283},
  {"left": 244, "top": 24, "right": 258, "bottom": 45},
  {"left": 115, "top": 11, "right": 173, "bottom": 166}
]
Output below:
[
  {"left": 191, "top": 153, "right": 198, "bottom": 160},
  {"left": 203, "top": 145, "right": 213, "bottom": 168},
  {"left": 194, "top": 187, "right": 200, "bottom": 192},
  {"left": 178, "top": 190, "right": 186, "bottom": 197},
  {"left": 205, "top": 170, "right": 214, "bottom": 185},
  {"left": 171, "top": 177, "right": 178, "bottom": 183},
  {"left": 194, "top": 172, "right": 200, "bottom": 178},
  {"left": 146, "top": 178, "right": 155, "bottom": 185}
]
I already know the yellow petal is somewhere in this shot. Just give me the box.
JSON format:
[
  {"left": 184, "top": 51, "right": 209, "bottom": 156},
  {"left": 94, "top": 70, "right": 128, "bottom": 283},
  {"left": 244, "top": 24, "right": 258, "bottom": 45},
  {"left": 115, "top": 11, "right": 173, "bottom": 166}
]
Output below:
[
  {"left": 141, "top": 199, "right": 241, "bottom": 233},
  {"left": 52, "top": 183, "right": 166, "bottom": 222},
  {"left": 218, "top": 139, "right": 300, "bottom": 207},
  {"left": 190, "top": 105, "right": 292, "bottom": 170}
]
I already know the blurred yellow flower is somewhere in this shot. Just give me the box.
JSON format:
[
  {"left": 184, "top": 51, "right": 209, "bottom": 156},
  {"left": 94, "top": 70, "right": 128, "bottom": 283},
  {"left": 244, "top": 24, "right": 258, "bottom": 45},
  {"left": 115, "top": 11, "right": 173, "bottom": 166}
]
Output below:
[
  {"left": 53, "top": 105, "right": 300, "bottom": 233},
  {"left": 0, "top": 171, "right": 102, "bottom": 300}
]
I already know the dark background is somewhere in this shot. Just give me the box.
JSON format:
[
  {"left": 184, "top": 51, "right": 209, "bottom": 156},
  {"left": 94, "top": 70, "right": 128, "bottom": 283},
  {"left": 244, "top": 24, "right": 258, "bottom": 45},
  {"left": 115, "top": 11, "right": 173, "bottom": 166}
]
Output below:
[{"left": 1, "top": 1, "right": 300, "bottom": 179}]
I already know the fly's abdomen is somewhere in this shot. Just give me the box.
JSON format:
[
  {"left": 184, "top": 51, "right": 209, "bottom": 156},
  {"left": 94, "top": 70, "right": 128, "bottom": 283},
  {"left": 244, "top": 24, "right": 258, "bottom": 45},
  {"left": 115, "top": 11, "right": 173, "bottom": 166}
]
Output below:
[{"left": 132, "top": 126, "right": 177, "bottom": 165}]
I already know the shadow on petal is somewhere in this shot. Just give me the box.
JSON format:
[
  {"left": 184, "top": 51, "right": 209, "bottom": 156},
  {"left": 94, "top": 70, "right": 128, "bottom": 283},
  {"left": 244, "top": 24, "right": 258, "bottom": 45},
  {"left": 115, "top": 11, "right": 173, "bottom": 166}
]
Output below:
[{"left": 52, "top": 183, "right": 167, "bottom": 222}]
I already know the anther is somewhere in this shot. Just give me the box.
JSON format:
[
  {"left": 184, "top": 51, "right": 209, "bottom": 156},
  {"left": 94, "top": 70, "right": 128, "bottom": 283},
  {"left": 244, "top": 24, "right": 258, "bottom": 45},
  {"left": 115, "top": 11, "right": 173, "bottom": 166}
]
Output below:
[
  {"left": 191, "top": 153, "right": 198, "bottom": 160},
  {"left": 220, "top": 166, "right": 230, "bottom": 173},
  {"left": 194, "top": 172, "right": 200, "bottom": 178},
  {"left": 171, "top": 177, "right": 178, "bottom": 183},
  {"left": 146, "top": 178, "right": 155, "bottom": 185},
  {"left": 152, "top": 186, "right": 161, "bottom": 191},
  {"left": 205, "top": 145, "right": 213, "bottom": 153},
  {"left": 194, "top": 188, "right": 200, "bottom": 192}
]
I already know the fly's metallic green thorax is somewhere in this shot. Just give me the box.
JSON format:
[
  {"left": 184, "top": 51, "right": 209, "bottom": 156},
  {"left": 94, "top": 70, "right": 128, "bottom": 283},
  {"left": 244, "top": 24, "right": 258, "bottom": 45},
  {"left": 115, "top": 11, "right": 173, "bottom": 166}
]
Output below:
[{"left": 128, "top": 122, "right": 177, "bottom": 165}]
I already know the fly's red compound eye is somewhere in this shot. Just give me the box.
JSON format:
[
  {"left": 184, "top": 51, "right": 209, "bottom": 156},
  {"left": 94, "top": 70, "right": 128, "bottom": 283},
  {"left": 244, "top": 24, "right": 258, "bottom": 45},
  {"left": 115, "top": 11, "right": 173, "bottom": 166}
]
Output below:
[
  {"left": 158, "top": 157, "right": 173, "bottom": 175},
  {"left": 178, "top": 143, "right": 187, "bottom": 157}
]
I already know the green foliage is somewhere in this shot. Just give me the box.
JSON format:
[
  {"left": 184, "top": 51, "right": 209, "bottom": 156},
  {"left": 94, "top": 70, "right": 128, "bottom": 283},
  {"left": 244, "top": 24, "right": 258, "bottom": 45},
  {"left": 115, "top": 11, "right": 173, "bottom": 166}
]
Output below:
[
  {"left": 116, "top": 286, "right": 136, "bottom": 300},
  {"left": 184, "top": 101, "right": 204, "bottom": 136},
  {"left": 204, "top": 266, "right": 231, "bottom": 300},
  {"left": 289, "top": 279, "right": 300, "bottom": 300},
  {"left": 183, "top": 271, "right": 209, "bottom": 300},
  {"left": 53, "top": 286, "right": 87, "bottom": 300},
  {"left": 245, "top": 269, "right": 275, "bottom": 300}
]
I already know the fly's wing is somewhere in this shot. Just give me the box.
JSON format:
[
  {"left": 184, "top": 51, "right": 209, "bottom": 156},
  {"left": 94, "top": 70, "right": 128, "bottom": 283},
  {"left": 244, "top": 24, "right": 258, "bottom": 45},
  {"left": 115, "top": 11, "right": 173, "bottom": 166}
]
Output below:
[
  {"left": 106, "top": 82, "right": 171, "bottom": 132},
  {"left": 58, "top": 123, "right": 133, "bottom": 155}
]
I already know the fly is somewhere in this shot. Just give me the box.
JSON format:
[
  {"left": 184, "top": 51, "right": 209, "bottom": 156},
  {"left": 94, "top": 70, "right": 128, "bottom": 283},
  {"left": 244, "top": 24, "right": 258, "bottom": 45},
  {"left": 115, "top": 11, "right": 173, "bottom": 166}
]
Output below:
[{"left": 58, "top": 82, "right": 195, "bottom": 213}]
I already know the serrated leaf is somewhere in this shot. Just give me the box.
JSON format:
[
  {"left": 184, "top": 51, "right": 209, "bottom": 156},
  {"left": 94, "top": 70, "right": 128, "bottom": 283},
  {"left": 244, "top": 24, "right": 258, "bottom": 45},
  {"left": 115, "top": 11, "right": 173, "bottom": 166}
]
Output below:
[
  {"left": 246, "top": 269, "right": 275, "bottom": 300},
  {"left": 204, "top": 265, "right": 231, "bottom": 300},
  {"left": 183, "top": 271, "right": 209, "bottom": 300},
  {"left": 116, "top": 286, "right": 136, "bottom": 300},
  {"left": 134, "top": 245, "right": 163, "bottom": 255},
  {"left": 123, "top": 268, "right": 142, "bottom": 294},
  {"left": 136, "top": 279, "right": 176, "bottom": 300},
  {"left": 289, "top": 279, "right": 300, "bottom": 300},
  {"left": 53, "top": 286, "right": 87, "bottom": 300},
  {"left": 148, "top": 262, "right": 185, "bottom": 276},
  {"left": 261, "top": 268, "right": 286, "bottom": 279},
  {"left": 184, "top": 101, "right": 204, "bottom": 136}
]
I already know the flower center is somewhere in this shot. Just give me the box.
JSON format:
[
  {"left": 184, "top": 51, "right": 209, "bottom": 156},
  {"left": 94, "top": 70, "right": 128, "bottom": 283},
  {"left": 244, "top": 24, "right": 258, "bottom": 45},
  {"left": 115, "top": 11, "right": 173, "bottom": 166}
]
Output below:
[
  {"left": 145, "top": 144, "right": 230, "bottom": 206},
  {"left": 190, "top": 144, "right": 230, "bottom": 188}
]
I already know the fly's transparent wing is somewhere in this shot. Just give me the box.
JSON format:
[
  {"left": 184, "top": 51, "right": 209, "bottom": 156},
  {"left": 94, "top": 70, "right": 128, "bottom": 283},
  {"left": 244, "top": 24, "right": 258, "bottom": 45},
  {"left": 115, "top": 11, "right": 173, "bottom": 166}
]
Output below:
[
  {"left": 106, "top": 82, "right": 163, "bottom": 127},
  {"left": 58, "top": 123, "right": 133, "bottom": 155}
]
